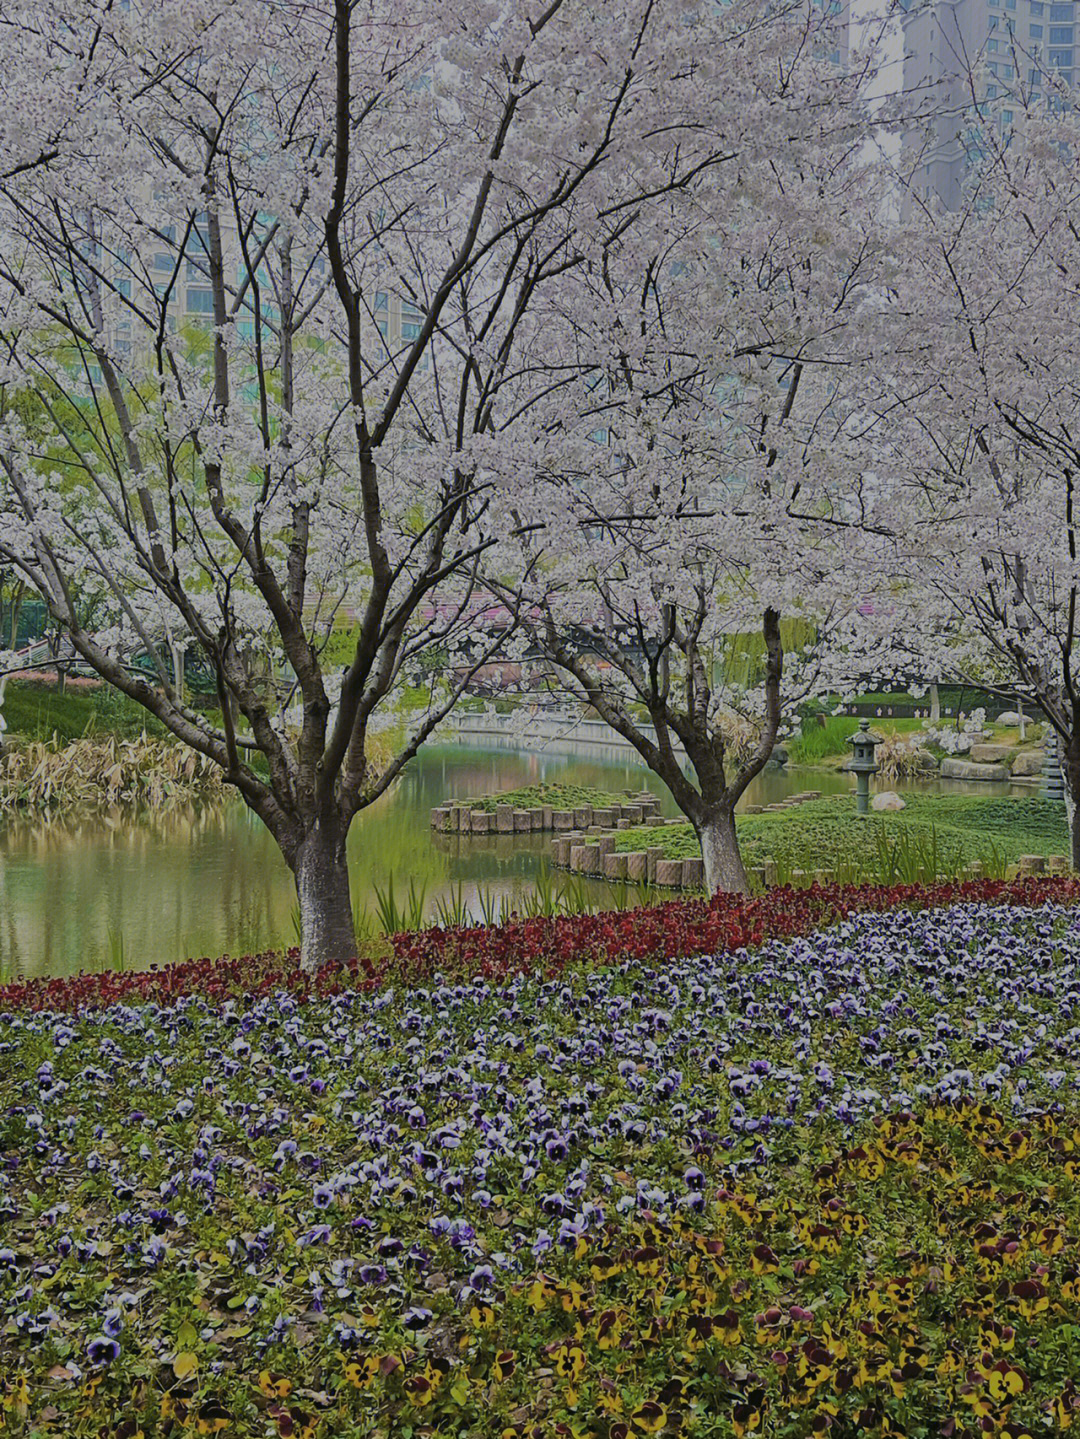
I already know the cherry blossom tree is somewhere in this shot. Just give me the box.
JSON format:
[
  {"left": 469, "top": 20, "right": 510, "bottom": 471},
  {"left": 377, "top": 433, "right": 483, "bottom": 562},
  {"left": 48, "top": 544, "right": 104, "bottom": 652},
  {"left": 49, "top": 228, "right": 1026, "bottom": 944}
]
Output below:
[
  {"left": 490, "top": 40, "right": 886, "bottom": 894},
  {"left": 0, "top": 0, "right": 810, "bottom": 966},
  {"left": 851, "top": 90, "right": 1080, "bottom": 863}
]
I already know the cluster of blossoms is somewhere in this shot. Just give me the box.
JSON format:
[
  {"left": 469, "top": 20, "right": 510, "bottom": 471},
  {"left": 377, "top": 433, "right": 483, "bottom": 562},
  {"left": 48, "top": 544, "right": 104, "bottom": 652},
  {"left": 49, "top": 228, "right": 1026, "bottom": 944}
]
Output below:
[
  {"left": 3, "top": 899, "right": 1080, "bottom": 1433},
  {"left": 919, "top": 710, "right": 990, "bottom": 756}
]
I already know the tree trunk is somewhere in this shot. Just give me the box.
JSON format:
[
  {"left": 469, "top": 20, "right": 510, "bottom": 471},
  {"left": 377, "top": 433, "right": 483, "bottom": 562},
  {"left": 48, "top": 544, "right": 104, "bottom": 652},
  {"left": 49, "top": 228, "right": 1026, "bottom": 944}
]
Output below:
[
  {"left": 929, "top": 683, "right": 940, "bottom": 724},
  {"left": 8, "top": 581, "right": 23, "bottom": 649},
  {"left": 1064, "top": 729, "right": 1080, "bottom": 873},
  {"left": 170, "top": 638, "right": 185, "bottom": 699},
  {"left": 294, "top": 817, "right": 357, "bottom": 973},
  {"left": 698, "top": 807, "right": 750, "bottom": 896}
]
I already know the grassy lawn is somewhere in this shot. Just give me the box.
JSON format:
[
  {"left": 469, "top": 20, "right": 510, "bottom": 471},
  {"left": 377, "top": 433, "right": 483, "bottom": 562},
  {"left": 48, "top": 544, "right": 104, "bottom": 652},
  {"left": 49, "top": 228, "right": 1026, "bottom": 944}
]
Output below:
[
  {"left": 613, "top": 791, "right": 1068, "bottom": 879},
  {"left": 788, "top": 713, "right": 1044, "bottom": 766},
  {"left": 2, "top": 682, "right": 171, "bottom": 744}
]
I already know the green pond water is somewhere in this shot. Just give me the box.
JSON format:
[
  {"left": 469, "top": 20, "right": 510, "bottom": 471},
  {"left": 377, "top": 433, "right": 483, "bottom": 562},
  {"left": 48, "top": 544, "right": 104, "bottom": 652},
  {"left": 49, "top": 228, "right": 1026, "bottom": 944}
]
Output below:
[{"left": 0, "top": 744, "right": 1008, "bottom": 981}]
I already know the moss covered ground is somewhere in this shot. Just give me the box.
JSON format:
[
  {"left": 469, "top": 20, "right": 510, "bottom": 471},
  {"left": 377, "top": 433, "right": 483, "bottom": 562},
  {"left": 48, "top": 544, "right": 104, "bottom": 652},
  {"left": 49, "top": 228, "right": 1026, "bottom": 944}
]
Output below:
[{"left": 470, "top": 780, "right": 654, "bottom": 813}]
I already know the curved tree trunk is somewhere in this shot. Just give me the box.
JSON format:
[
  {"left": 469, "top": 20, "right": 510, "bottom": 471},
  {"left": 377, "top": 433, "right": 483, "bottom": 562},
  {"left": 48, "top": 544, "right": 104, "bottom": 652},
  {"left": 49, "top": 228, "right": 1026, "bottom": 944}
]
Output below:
[
  {"left": 294, "top": 816, "right": 357, "bottom": 973},
  {"left": 697, "top": 807, "right": 749, "bottom": 896}
]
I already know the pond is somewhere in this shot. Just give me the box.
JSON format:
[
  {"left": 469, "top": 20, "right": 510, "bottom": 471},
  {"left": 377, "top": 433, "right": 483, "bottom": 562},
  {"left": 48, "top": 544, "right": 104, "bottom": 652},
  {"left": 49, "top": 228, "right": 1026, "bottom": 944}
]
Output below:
[{"left": 0, "top": 742, "right": 1018, "bottom": 981}]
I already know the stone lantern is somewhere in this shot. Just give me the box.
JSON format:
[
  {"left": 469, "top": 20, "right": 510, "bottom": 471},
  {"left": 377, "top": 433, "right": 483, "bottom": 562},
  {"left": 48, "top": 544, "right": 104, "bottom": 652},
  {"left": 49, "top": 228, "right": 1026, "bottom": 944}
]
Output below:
[{"left": 846, "top": 718, "right": 883, "bottom": 815}]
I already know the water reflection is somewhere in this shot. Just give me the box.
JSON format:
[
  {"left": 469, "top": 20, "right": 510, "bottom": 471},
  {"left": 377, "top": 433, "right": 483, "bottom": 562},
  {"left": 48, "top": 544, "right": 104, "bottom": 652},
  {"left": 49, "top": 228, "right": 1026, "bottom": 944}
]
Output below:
[{"left": 0, "top": 744, "right": 1015, "bottom": 982}]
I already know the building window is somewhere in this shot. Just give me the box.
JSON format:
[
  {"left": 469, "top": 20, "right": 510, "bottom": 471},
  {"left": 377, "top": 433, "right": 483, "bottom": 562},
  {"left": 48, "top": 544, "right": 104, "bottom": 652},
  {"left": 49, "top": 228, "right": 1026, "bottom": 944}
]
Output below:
[
  {"left": 1031, "top": 0, "right": 1045, "bottom": 10},
  {"left": 401, "top": 322, "right": 422, "bottom": 340},
  {"left": 987, "top": 82, "right": 999, "bottom": 93},
  {"left": 1050, "top": 23, "right": 1074, "bottom": 37},
  {"left": 1002, "top": 62, "right": 1015, "bottom": 74},
  {"left": 1002, "top": 107, "right": 1015, "bottom": 120},
  {"left": 374, "top": 290, "right": 388, "bottom": 311},
  {"left": 1049, "top": 2, "right": 1072, "bottom": 16},
  {"left": 186, "top": 287, "right": 214, "bottom": 314},
  {"left": 1049, "top": 46, "right": 1073, "bottom": 62},
  {"left": 988, "top": 38, "right": 999, "bottom": 49},
  {"left": 1031, "top": 22, "right": 1044, "bottom": 33},
  {"left": 989, "top": 61, "right": 999, "bottom": 73}
]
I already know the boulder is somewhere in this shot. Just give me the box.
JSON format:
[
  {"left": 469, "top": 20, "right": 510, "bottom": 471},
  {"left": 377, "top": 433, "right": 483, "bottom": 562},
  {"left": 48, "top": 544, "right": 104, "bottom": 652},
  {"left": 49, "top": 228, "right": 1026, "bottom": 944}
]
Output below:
[
  {"left": 771, "top": 744, "right": 789, "bottom": 766},
  {"left": 996, "top": 710, "right": 1022, "bottom": 726},
  {"left": 939, "top": 757, "right": 1010, "bottom": 782},
  {"left": 1010, "top": 748, "right": 1046, "bottom": 777},
  {"left": 915, "top": 748, "right": 939, "bottom": 771},
  {"left": 968, "top": 743, "right": 1017, "bottom": 764},
  {"left": 871, "top": 791, "right": 906, "bottom": 811}
]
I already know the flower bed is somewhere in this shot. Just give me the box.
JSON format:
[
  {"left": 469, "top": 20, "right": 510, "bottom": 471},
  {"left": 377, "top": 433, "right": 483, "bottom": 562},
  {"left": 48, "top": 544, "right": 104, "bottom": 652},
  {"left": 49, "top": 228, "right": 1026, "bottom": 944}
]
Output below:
[
  {"left": 4, "top": 900, "right": 1080, "bottom": 1433},
  {"left": 3, "top": 875, "right": 1080, "bottom": 1015}
]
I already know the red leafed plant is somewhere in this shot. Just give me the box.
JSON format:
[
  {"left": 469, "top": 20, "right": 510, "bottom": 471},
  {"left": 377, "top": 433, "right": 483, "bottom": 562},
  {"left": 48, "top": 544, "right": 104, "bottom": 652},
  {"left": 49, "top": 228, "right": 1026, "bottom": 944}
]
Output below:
[{"left": 2, "top": 876, "right": 1078, "bottom": 1016}]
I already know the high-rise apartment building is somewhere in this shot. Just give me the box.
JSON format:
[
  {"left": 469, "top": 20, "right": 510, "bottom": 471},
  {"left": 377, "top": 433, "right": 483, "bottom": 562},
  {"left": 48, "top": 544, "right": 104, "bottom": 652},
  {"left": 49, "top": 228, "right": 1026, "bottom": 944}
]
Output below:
[{"left": 901, "top": 0, "right": 1071, "bottom": 208}]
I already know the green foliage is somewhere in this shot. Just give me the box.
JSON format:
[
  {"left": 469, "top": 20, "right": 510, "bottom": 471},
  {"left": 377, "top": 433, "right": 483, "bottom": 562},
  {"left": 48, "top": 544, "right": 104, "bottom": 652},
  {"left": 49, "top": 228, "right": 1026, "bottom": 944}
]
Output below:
[{"left": 787, "top": 715, "right": 860, "bottom": 763}]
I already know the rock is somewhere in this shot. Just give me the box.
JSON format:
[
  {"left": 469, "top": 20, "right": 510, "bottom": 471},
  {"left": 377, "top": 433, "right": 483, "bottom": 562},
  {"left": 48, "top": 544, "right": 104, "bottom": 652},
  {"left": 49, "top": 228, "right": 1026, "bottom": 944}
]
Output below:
[
  {"left": 681, "top": 857, "right": 705, "bottom": 888},
  {"left": 603, "top": 852, "right": 628, "bottom": 880},
  {"left": 871, "top": 791, "right": 906, "bottom": 811},
  {"left": 939, "top": 757, "right": 1010, "bottom": 782},
  {"left": 654, "top": 858, "right": 684, "bottom": 886},
  {"left": 625, "top": 851, "right": 647, "bottom": 882},
  {"left": 996, "top": 710, "right": 1022, "bottom": 726},
  {"left": 915, "top": 748, "right": 939, "bottom": 771},
  {"left": 771, "top": 744, "right": 789, "bottom": 766},
  {"left": 1009, "top": 748, "right": 1046, "bottom": 777},
  {"left": 968, "top": 743, "right": 1017, "bottom": 764}
]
